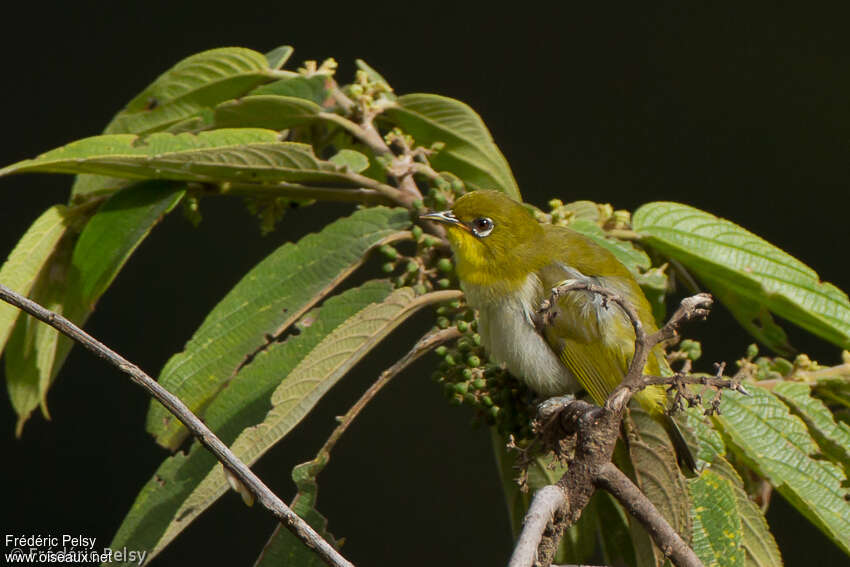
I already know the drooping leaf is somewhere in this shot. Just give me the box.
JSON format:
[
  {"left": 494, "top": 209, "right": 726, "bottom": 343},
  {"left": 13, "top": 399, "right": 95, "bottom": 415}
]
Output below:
[
  {"left": 382, "top": 93, "right": 521, "bottom": 198},
  {"left": 626, "top": 406, "right": 691, "bottom": 567},
  {"left": 0, "top": 204, "right": 82, "bottom": 356},
  {"left": 214, "top": 95, "right": 322, "bottom": 130},
  {"left": 252, "top": 75, "right": 334, "bottom": 106},
  {"left": 633, "top": 202, "right": 850, "bottom": 351},
  {"left": 5, "top": 182, "right": 183, "bottom": 434},
  {"left": 264, "top": 45, "right": 294, "bottom": 70},
  {"left": 688, "top": 469, "right": 745, "bottom": 567},
  {"left": 5, "top": 237, "right": 76, "bottom": 435},
  {"left": 110, "top": 282, "right": 391, "bottom": 566},
  {"left": 146, "top": 207, "right": 411, "bottom": 449},
  {"left": 148, "top": 287, "right": 445, "bottom": 558},
  {"left": 713, "top": 385, "right": 850, "bottom": 556},
  {"left": 71, "top": 181, "right": 185, "bottom": 307},
  {"left": 254, "top": 455, "right": 339, "bottom": 567},
  {"left": 774, "top": 381, "right": 850, "bottom": 474},
  {"left": 1, "top": 129, "right": 360, "bottom": 187}
]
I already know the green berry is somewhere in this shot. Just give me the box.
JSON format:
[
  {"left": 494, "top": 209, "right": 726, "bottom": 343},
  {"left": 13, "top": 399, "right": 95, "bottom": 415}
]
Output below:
[
  {"left": 422, "top": 235, "right": 437, "bottom": 248},
  {"left": 437, "top": 316, "right": 450, "bottom": 329},
  {"left": 746, "top": 343, "right": 759, "bottom": 360},
  {"left": 437, "top": 258, "right": 453, "bottom": 273},
  {"left": 433, "top": 192, "right": 448, "bottom": 208},
  {"left": 482, "top": 395, "right": 494, "bottom": 407},
  {"left": 456, "top": 320, "right": 469, "bottom": 333},
  {"left": 435, "top": 346, "right": 448, "bottom": 356},
  {"left": 411, "top": 225, "right": 424, "bottom": 239},
  {"left": 379, "top": 245, "right": 399, "bottom": 259},
  {"left": 449, "top": 394, "right": 463, "bottom": 406},
  {"left": 463, "top": 392, "right": 476, "bottom": 404},
  {"left": 451, "top": 178, "right": 464, "bottom": 194},
  {"left": 473, "top": 378, "right": 486, "bottom": 390},
  {"left": 472, "top": 333, "right": 482, "bottom": 346},
  {"left": 406, "top": 260, "right": 419, "bottom": 273},
  {"left": 443, "top": 353, "right": 456, "bottom": 365},
  {"left": 413, "top": 283, "right": 427, "bottom": 295},
  {"left": 437, "top": 278, "right": 451, "bottom": 289},
  {"left": 461, "top": 368, "right": 474, "bottom": 380},
  {"left": 412, "top": 199, "right": 424, "bottom": 211},
  {"left": 467, "top": 355, "right": 481, "bottom": 367},
  {"left": 457, "top": 338, "right": 471, "bottom": 351},
  {"left": 489, "top": 406, "right": 500, "bottom": 419},
  {"left": 381, "top": 262, "right": 395, "bottom": 273},
  {"left": 454, "top": 382, "right": 468, "bottom": 395}
]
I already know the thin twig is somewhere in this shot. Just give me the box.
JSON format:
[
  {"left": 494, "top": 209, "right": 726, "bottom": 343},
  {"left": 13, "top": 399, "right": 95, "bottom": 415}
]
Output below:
[
  {"left": 0, "top": 283, "right": 354, "bottom": 567},
  {"left": 319, "top": 326, "right": 462, "bottom": 458},
  {"left": 595, "top": 463, "right": 702, "bottom": 567}
]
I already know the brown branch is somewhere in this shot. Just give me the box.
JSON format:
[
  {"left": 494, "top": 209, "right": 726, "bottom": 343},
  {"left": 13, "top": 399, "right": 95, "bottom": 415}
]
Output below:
[
  {"left": 595, "top": 463, "right": 701, "bottom": 567},
  {"left": 508, "top": 485, "right": 568, "bottom": 567},
  {"left": 0, "top": 283, "right": 354, "bottom": 567}
]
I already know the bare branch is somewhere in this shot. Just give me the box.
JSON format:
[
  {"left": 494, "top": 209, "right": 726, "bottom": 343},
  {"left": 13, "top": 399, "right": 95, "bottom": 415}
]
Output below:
[
  {"left": 0, "top": 283, "right": 354, "bottom": 567},
  {"left": 508, "top": 485, "right": 567, "bottom": 567},
  {"left": 595, "top": 463, "right": 702, "bottom": 567}
]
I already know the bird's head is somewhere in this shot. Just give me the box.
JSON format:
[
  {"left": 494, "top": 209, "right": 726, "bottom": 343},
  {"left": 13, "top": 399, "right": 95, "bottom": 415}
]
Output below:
[{"left": 421, "top": 190, "right": 543, "bottom": 285}]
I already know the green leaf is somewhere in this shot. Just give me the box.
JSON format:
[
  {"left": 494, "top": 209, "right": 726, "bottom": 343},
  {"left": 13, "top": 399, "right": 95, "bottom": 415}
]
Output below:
[
  {"left": 71, "top": 181, "right": 185, "bottom": 307},
  {"left": 252, "top": 75, "right": 334, "bottom": 106},
  {"left": 633, "top": 202, "right": 850, "bottom": 351},
  {"left": 146, "top": 207, "right": 411, "bottom": 449},
  {"left": 774, "top": 381, "right": 850, "bottom": 474},
  {"left": 264, "top": 45, "right": 294, "bottom": 70},
  {"left": 5, "top": 237, "right": 76, "bottom": 435},
  {"left": 382, "top": 93, "right": 521, "bottom": 198},
  {"left": 713, "top": 385, "right": 850, "bottom": 556},
  {"left": 711, "top": 457, "right": 783, "bottom": 567},
  {"left": 689, "top": 469, "right": 745, "bottom": 567},
  {"left": 5, "top": 182, "right": 183, "bottom": 434},
  {"left": 104, "top": 47, "right": 275, "bottom": 136},
  {"left": 254, "top": 455, "right": 340, "bottom": 567},
  {"left": 1, "top": 129, "right": 361, "bottom": 187},
  {"left": 328, "top": 149, "right": 369, "bottom": 173},
  {"left": 69, "top": 47, "right": 278, "bottom": 199},
  {"left": 111, "top": 282, "right": 391, "bottom": 565},
  {"left": 627, "top": 406, "right": 691, "bottom": 567},
  {"left": 148, "top": 287, "right": 441, "bottom": 558},
  {"left": 213, "top": 95, "right": 322, "bottom": 130},
  {"left": 0, "top": 204, "right": 81, "bottom": 356}
]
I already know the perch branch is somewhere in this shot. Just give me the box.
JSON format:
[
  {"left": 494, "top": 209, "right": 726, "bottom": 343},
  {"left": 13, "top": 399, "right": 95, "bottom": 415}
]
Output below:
[
  {"left": 0, "top": 283, "right": 354, "bottom": 567},
  {"left": 595, "top": 463, "right": 701, "bottom": 567}
]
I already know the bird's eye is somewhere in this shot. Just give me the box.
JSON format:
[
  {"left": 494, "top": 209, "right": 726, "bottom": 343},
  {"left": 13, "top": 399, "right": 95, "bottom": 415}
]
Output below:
[{"left": 471, "top": 216, "right": 494, "bottom": 237}]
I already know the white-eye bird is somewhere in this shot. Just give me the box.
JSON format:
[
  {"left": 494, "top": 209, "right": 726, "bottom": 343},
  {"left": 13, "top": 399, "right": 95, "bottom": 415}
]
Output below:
[{"left": 422, "top": 190, "right": 691, "bottom": 466}]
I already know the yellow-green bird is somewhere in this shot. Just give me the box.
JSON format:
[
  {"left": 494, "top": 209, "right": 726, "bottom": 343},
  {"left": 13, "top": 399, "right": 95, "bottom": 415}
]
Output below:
[{"left": 422, "top": 190, "right": 690, "bottom": 464}]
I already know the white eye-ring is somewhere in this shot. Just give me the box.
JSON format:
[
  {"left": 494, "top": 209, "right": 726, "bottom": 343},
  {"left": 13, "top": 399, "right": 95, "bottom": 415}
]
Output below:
[{"left": 471, "top": 216, "right": 494, "bottom": 237}]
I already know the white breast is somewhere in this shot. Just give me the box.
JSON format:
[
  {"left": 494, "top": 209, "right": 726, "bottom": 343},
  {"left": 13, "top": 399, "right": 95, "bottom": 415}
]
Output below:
[{"left": 464, "top": 274, "right": 578, "bottom": 397}]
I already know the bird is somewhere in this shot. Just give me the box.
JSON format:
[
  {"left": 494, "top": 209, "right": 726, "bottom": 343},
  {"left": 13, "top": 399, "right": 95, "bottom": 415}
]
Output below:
[{"left": 421, "top": 190, "right": 692, "bottom": 467}]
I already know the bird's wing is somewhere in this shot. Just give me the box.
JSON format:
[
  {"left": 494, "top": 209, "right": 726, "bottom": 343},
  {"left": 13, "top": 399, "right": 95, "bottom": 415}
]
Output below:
[{"left": 537, "top": 262, "right": 653, "bottom": 406}]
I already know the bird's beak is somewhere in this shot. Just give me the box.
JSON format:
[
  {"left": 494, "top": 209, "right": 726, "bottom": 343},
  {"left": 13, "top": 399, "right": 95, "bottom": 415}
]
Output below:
[{"left": 420, "top": 210, "right": 469, "bottom": 232}]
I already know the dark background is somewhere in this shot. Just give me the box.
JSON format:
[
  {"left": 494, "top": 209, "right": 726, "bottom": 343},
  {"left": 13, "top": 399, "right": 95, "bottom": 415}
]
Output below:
[{"left": 2, "top": 3, "right": 849, "bottom": 566}]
